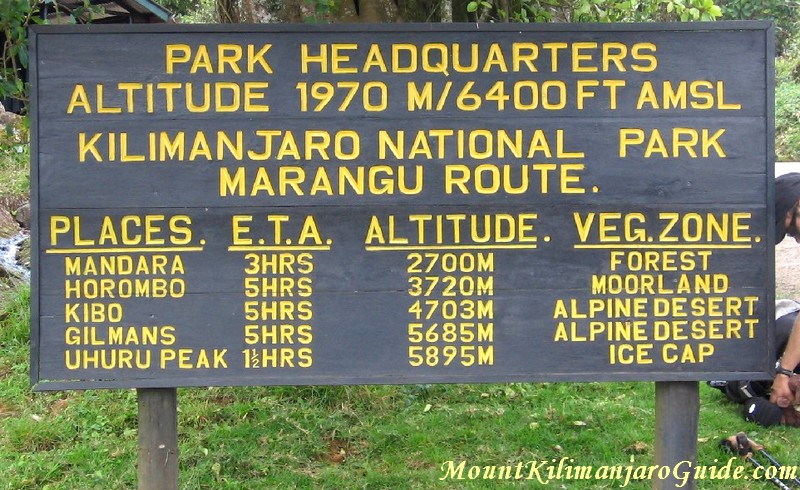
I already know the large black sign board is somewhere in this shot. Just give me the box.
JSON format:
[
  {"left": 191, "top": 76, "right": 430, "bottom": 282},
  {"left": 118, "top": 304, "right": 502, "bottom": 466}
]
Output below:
[{"left": 30, "top": 22, "right": 775, "bottom": 390}]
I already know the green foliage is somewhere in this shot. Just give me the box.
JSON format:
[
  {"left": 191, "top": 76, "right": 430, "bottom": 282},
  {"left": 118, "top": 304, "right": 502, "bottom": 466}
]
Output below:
[
  {"left": 56, "top": 1, "right": 106, "bottom": 23},
  {"left": 467, "top": 0, "right": 556, "bottom": 22},
  {"left": 303, "top": 0, "right": 341, "bottom": 23},
  {"left": 775, "top": 22, "right": 800, "bottom": 161},
  {"left": 178, "top": 0, "right": 219, "bottom": 22},
  {"left": 776, "top": 51, "right": 800, "bottom": 86},
  {"left": 157, "top": 0, "right": 198, "bottom": 15},
  {"left": 572, "top": 0, "right": 722, "bottom": 22},
  {"left": 720, "top": 0, "right": 800, "bottom": 55},
  {"left": 466, "top": 0, "right": 722, "bottom": 23},
  {"left": 0, "top": 0, "right": 37, "bottom": 107},
  {"left": 776, "top": 82, "right": 800, "bottom": 161},
  {"left": 0, "top": 115, "right": 30, "bottom": 196},
  {"left": 1, "top": 1, "right": 104, "bottom": 112}
]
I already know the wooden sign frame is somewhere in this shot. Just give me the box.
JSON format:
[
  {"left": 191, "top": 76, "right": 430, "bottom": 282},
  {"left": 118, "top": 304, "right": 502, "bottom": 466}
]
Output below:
[{"left": 30, "top": 22, "right": 775, "bottom": 390}]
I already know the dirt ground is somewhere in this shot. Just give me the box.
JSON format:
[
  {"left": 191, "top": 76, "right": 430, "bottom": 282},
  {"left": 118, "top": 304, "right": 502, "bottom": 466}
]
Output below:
[{"left": 777, "top": 238, "right": 800, "bottom": 300}]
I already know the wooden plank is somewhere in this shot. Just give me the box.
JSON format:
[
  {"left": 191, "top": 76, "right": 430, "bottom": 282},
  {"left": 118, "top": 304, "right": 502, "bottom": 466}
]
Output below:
[
  {"left": 137, "top": 388, "right": 178, "bottom": 490},
  {"left": 653, "top": 381, "right": 699, "bottom": 490}
]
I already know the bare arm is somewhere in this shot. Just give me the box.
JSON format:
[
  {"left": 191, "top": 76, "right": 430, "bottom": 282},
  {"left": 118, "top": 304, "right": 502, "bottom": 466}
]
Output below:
[{"left": 771, "top": 313, "right": 800, "bottom": 405}]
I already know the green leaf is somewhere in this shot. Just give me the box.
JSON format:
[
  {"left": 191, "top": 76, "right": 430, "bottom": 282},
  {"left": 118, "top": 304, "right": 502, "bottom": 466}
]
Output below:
[
  {"left": 17, "top": 48, "right": 28, "bottom": 69},
  {"left": 466, "top": 1, "right": 478, "bottom": 12}
]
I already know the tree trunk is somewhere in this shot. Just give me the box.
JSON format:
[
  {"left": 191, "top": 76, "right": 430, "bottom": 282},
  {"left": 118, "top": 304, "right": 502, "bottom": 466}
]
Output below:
[
  {"left": 241, "top": 0, "right": 255, "bottom": 22},
  {"left": 279, "top": 0, "right": 306, "bottom": 23},
  {"left": 337, "top": 0, "right": 399, "bottom": 22},
  {"left": 359, "top": 0, "right": 384, "bottom": 22},
  {"left": 216, "top": 0, "right": 240, "bottom": 23},
  {"left": 440, "top": 0, "right": 452, "bottom": 22}
]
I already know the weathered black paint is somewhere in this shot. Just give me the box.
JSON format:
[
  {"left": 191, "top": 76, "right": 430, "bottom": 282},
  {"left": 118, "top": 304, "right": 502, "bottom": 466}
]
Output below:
[{"left": 30, "top": 23, "right": 775, "bottom": 390}]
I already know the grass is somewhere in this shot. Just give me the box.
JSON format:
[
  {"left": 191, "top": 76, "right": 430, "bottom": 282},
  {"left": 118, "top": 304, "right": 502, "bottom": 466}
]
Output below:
[
  {"left": 0, "top": 120, "right": 30, "bottom": 198},
  {"left": 0, "top": 384, "right": 790, "bottom": 490},
  {"left": 775, "top": 81, "right": 800, "bottom": 162}
]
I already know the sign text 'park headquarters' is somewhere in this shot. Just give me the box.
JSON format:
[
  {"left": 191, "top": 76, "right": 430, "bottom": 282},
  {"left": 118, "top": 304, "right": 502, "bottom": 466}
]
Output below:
[{"left": 30, "top": 23, "right": 774, "bottom": 389}]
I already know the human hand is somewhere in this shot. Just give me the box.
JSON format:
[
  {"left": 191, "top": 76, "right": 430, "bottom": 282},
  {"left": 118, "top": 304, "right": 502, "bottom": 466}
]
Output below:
[{"left": 770, "top": 374, "right": 794, "bottom": 407}]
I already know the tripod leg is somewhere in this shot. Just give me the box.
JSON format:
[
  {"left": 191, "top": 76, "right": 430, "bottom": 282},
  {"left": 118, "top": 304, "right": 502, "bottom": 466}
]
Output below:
[
  {"left": 758, "top": 449, "right": 800, "bottom": 489},
  {"left": 720, "top": 435, "right": 793, "bottom": 490}
]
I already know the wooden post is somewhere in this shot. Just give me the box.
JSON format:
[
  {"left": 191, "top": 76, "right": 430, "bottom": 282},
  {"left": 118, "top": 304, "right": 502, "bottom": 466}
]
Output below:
[
  {"left": 138, "top": 388, "right": 179, "bottom": 490},
  {"left": 653, "top": 381, "right": 699, "bottom": 490}
]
